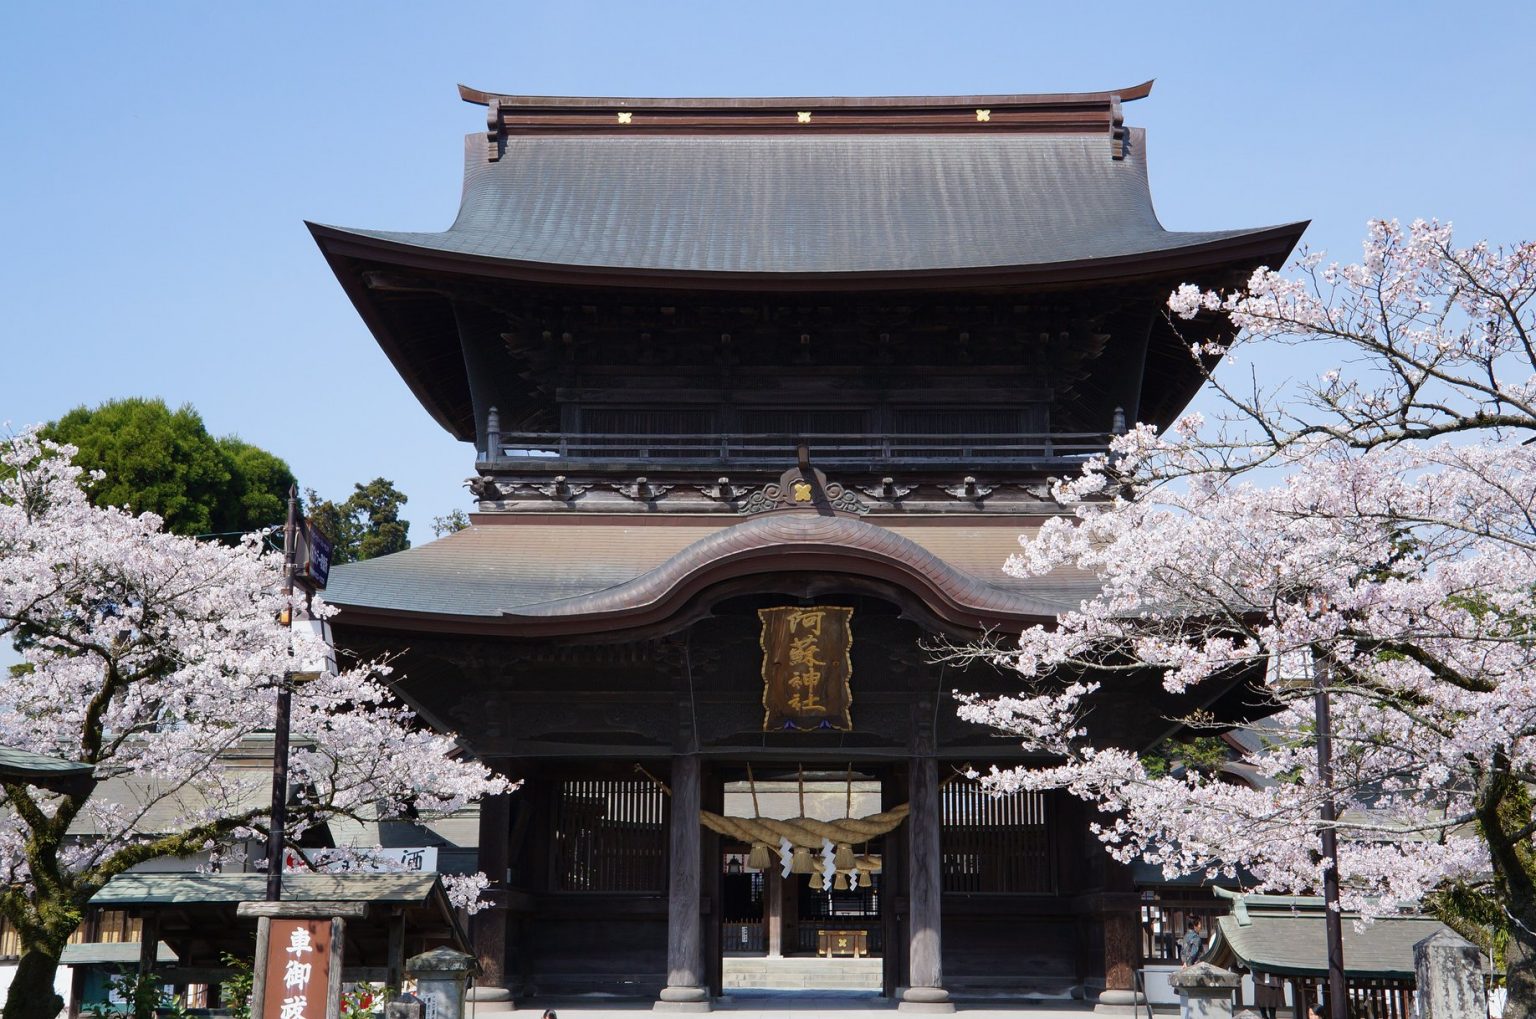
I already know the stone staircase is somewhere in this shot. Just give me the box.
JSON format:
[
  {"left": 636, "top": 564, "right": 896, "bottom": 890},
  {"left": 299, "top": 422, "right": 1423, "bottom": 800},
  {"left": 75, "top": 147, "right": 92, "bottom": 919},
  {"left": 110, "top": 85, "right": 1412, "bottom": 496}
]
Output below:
[{"left": 722, "top": 956, "right": 884, "bottom": 991}]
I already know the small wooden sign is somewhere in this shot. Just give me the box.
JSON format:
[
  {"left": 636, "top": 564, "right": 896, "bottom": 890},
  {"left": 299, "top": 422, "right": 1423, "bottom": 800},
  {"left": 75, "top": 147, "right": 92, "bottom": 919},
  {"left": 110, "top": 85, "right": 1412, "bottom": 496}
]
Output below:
[
  {"left": 760, "top": 605, "right": 853, "bottom": 731},
  {"left": 253, "top": 916, "right": 343, "bottom": 1019}
]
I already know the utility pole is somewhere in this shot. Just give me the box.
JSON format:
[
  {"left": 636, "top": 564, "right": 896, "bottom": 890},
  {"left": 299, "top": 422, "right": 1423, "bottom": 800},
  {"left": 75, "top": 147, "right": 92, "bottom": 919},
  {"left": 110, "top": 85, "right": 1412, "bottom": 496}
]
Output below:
[
  {"left": 1313, "top": 651, "right": 1348, "bottom": 1019},
  {"left": 265, "top": 485, "right": 298, "bottom": 901}
]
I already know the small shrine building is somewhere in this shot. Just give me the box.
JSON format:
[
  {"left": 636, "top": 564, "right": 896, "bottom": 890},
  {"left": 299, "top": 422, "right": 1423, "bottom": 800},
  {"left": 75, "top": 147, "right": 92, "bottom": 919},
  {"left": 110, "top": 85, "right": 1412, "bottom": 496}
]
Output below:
[{"left": 311, "top": 82, "right": 1305, "bottom": 1011}]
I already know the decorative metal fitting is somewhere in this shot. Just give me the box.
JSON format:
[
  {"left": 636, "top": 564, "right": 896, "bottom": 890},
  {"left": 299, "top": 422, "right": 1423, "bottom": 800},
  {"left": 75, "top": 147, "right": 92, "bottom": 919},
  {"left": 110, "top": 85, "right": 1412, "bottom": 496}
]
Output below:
[
  {"left": 533, "top": 475, "right": 590, "bottom": 501},
  {"left": 942, "top": 476, "right": 995, "bottom": 500},
  {"left": 614, "top": 477, "right": 673, "bottom": 502},
  {"left": 857, "top": 477, "right": 914, "bottom": 501}
]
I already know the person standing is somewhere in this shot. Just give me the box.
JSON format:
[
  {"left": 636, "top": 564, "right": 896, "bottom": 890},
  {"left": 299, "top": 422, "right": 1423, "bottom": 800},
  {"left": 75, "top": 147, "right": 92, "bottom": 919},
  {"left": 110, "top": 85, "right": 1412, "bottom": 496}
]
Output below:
[
  {"left": 1180, "top": 916, "right": 1206, "bottom": 967},
  {"left": 1254, "top": 970, "right": 1285, "bottom": 1019}
]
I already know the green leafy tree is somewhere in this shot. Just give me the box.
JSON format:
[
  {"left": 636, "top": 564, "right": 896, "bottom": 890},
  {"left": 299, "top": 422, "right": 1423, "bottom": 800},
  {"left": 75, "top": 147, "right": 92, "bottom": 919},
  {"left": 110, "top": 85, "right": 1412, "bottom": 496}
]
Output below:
[
  {"left": 432, "top": 508, "right": 470, "bottom": 537},
  {"left": 216, "top": 437, "right": 292, "bottom": 538},
  {"left": 41, "top": 398, "right": 294, "bottom": 538},
  {"left": 305, "top": 478, "right": 410, "bottom": 563},
  {"left": 217, "top": 952, "right": 254, "bottom": 1019}
]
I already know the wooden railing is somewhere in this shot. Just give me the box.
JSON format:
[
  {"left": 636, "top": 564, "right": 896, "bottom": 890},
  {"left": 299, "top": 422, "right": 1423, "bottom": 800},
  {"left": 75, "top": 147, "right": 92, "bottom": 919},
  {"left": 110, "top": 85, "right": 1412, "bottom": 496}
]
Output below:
[
  {"left": 722, "top": 921, "right": 765, "bottom": 954},
  {"left": 487, "top": 431, "right": 1112, "bottom": 466},
  {"left": 1293, "top": 977, "right": 1416, "bottom": 1019}
]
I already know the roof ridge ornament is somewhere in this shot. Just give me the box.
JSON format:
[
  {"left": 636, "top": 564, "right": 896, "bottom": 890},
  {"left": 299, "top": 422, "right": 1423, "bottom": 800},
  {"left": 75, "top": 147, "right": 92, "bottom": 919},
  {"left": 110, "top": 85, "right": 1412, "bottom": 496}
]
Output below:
[
  {"left": 740, "top": 460, "right": 869, "bottom": 517},
  {"left": 1110, "top": 93, "right": 1127, "bottom": 160}
]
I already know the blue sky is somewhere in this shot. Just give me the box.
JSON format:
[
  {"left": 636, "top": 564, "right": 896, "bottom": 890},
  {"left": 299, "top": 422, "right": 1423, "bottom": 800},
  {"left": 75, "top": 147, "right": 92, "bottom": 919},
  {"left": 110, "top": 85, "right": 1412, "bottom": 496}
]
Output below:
[{"left": 3, "top": 1, "right": 1533, "bottom": 540}]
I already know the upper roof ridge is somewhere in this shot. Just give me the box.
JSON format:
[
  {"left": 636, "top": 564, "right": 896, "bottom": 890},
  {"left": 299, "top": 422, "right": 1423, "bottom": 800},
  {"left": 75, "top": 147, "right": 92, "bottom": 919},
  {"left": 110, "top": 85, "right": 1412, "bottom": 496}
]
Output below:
[
  {"left": 460, "top": 82, "right": 1153, "bottom": 152},
  {"left": 458, "top": 82, "right": 1154, "bottom": 109}
]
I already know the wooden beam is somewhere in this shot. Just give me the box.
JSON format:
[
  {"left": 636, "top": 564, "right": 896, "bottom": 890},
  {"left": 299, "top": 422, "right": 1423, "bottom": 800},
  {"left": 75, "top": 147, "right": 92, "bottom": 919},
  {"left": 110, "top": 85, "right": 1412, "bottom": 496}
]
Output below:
[{"left": 236, "top": 901, "right": 370, "bottom": 920}]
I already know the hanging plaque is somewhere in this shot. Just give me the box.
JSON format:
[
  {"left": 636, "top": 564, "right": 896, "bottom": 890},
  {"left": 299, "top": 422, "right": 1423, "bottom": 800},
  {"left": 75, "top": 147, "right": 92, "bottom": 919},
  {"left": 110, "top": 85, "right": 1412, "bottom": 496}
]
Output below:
[
  {"left": 760, "top": 605, "right": 853, "bottom": 731},
  {"left": 255, "top": 917, "right": 341, "bottom": 1019}
]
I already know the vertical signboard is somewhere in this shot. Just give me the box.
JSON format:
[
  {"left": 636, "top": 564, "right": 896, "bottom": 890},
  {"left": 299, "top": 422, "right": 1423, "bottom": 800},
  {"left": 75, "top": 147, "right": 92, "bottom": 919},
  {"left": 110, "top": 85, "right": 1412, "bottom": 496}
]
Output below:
[
  {"left": 760, "top": 605, "right": 854, "bottom": 730},
  {"left": 255, "top": 917, "right": 343, "bottom": 1019}
]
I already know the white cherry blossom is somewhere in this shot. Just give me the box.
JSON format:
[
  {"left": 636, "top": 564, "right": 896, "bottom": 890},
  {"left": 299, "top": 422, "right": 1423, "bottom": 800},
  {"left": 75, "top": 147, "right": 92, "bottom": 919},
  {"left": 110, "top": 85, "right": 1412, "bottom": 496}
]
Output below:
[
  {"left": 962, "top": 221, "right": 1536, "bottom": 1019},
  {"left": 0, "top": 428, "right": 510, "bottom": 1015}
]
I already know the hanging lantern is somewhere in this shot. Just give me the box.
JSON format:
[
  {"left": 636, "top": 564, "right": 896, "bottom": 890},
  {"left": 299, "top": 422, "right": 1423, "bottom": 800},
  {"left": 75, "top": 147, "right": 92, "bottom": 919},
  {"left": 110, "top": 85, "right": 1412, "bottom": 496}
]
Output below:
[
  {"left": 747, "top": 843, "right": 772, "bottom": 871},
  {"left": 834, "top": 843, "right": 855, "bottom": 871},
  {"left": 790, "top": 845, "right": 814, "bottom": 874}
]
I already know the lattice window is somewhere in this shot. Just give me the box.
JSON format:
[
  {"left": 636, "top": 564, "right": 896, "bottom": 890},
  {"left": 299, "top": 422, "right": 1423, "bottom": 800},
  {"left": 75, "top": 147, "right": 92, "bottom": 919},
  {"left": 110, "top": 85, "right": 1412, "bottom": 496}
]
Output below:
[
  {"left": 890, "top": 406, "right": 1046, "bottom": 436},
  {"left": 552, "top": 778, "right": 667, "bottom": 892},
  {"left": 575, "top": 408, "right": 720, "bottom": 458},
  {"left": 736, "top": 408, "right": 871, "bottom": 436},
  {"left": 940, "top": 783, "right": 1053, "bottom": 893},
  {"left": 64, "top": 908, "right": 142, "bottom": 947}
]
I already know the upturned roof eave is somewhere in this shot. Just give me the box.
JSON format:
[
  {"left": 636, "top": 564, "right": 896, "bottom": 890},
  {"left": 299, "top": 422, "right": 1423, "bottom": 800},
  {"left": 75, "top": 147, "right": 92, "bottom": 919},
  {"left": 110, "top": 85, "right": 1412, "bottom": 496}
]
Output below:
[{"left": 307, "top": 219, "right": 1309, "bottom": 294}]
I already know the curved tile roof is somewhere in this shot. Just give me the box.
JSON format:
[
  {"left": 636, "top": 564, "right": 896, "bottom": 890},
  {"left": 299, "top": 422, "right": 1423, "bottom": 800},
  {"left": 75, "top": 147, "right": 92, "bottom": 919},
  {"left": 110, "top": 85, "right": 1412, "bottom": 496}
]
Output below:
[
  {"left": 323, "top": 514, "right": 1103, "bottom": 634},
  {"left": 316, "top": 128, "right": 1300, "bottom": 276}
]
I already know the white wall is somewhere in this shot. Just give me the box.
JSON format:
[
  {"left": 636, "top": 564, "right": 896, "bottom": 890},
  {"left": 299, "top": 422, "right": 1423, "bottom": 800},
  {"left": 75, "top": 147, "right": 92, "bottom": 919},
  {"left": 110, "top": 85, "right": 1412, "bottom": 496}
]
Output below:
[{"left": 0, "top": 960, "right": 73, "bottom": 1019}]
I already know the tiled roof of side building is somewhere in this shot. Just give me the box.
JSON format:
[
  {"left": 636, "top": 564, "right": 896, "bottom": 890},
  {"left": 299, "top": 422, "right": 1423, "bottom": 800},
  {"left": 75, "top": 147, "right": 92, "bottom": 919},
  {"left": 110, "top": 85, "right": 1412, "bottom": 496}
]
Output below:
[{"left": 1208, "top": 911, "right": 1466, "bottom": 981}]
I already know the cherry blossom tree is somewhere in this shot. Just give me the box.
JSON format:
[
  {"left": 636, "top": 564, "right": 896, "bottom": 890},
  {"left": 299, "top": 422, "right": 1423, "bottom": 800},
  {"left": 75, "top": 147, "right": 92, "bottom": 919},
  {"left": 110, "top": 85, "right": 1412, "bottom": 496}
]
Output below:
[
  {"left": 958, "top": 221, "right": 1536, "bottom": 1017},
  {"left": 0, "top": 428, "right": 509, "bottom": 1019}
]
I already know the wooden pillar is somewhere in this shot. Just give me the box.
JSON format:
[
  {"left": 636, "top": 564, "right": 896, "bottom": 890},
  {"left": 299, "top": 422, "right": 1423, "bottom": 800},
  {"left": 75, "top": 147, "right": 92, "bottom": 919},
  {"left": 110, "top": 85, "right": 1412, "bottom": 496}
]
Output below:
[
  {"left": 385, "top": 910, "right": 406, "bottom": 992},
  {"left": 1094, "top": 858, "right": 1146, "bottom": 1014},
  {"left": 1094, "top": 908, "right": 1144, "bottom": 1011},
  {"left": 469, "top": 791, "right": 513, "bottom": 998},
  {"left": 703, "top": 765, "right": 724, "bottom": 999},
  {"left": 657, "top": 754, "right": 710, "bottom": 1011},
  {"left": 138, "top": 912, "right": 159, "bottom": 977},
  {"left": 882, "top": 762, "right": 906, "bottom": 999},
  {"left": 899, "top": 756, "right": 953, "bottom": 1012},
  {"left": 765, "top": 868, "right": 784, "bottom": 958},
  {"left": 781, "top": 860, "right": 800, "bottom": 955}
]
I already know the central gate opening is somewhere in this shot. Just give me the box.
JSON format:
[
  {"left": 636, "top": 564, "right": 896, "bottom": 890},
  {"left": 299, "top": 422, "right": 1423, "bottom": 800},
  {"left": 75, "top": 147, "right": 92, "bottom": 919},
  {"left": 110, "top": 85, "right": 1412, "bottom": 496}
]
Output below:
[{"left": 717, "top": 768, "right": 887, "bottom": 994}]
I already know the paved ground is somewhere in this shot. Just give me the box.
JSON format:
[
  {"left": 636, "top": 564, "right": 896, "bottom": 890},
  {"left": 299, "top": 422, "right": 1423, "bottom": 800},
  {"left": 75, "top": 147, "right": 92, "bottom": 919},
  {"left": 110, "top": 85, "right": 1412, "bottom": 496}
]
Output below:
[{"left": 464, "top": 989, "right": 1137, "bottom": 1019}]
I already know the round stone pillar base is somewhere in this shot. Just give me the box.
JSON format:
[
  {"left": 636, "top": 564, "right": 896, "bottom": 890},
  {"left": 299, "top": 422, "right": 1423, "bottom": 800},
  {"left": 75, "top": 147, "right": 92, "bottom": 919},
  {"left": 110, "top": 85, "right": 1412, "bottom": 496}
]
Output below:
[
  {"left": 899, "top": 986, "right": 955, "bottom": 1013},
  {"left": 655, "top": 985, "right": 711, "bottom": 1012},
  {"left": 1094, "top": 988, "right": 1149, "bottom": 1014}
]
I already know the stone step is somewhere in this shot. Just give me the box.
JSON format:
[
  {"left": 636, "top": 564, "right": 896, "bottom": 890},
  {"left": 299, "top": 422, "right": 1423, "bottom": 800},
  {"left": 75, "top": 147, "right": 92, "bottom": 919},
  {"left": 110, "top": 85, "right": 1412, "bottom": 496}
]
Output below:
[{"left": 722, "top": 957, "right": 884, "bottom": 991}]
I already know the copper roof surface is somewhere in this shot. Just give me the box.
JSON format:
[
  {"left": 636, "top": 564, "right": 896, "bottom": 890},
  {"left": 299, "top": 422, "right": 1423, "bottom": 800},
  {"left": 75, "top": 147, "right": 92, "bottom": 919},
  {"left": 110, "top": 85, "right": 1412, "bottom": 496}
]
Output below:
[
  {"left": 313, "top": 127, "right": 1301, "bottom": 278},
  {"left": 323, "top": 514, "right": 1100, "bottom": 632}
]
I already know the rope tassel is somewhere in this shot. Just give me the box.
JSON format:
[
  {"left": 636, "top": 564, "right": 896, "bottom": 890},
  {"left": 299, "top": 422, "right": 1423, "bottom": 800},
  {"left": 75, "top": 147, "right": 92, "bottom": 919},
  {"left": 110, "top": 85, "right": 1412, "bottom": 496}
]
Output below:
[
  {"left": 747, "top": 842, "right": 772, "bottom": 871},
  {"left": 790, "top": 845, "right": 814, "bottom": 874},
  {"left": 834, "top": 842, "right": 855, "bottom": 870}
]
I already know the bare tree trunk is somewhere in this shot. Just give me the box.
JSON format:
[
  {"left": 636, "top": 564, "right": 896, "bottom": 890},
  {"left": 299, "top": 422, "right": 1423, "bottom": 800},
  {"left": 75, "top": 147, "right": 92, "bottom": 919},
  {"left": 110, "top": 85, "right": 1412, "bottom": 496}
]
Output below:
[{"left": 2, "top": 948, "right": 65, "bottom": 1019}]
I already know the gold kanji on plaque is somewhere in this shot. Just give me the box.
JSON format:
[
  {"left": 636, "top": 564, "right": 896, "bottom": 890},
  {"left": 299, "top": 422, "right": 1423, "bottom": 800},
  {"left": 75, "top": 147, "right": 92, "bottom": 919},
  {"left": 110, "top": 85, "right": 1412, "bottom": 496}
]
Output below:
[{"left": 760, "top": 605, "right": 853, "bottom": 731}]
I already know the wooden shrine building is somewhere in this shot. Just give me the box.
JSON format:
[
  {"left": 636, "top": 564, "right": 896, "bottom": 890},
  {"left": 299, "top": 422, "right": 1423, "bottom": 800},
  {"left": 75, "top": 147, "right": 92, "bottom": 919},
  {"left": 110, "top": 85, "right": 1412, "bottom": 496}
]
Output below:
[{"left": 310, "top": 82, "right": 1305, "bottom": 1011}]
